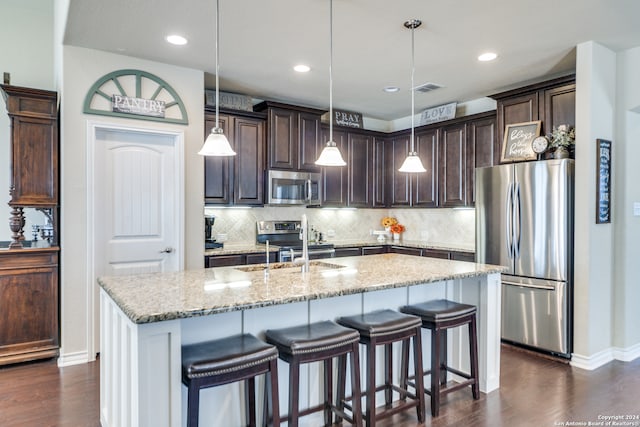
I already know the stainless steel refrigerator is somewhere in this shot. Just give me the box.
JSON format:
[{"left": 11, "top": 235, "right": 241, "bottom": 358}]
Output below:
[{"left": 476, "top": 159, "right": 574, "bottom": 357}]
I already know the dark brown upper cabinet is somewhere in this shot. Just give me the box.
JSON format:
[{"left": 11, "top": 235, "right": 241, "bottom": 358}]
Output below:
[
  {"left": 204, "top": 109, "right": 266, "bottom": 206},
  {"left": 347, "top": 132, "right": 374, "bottom": 207},
  {"left": 492, "top": 74, "right": 575, "bottom": 164},
  {"left": 319, "top": 127, "right": 348, "bottom": 206},
  {"left": 1, "top": 85, "right": 58, "bottom": 207},
  {"left": 254, "top": 101, "right": 325, "bottom": 172},
  {"left": 439, "top": 122, "right": 467, "bottom": 207},
  {"left": 373, "top": 136, "right": 387, "bottom": 207},
  {"left": 466, "top": 113, "right": 497, "bottom": 205}
]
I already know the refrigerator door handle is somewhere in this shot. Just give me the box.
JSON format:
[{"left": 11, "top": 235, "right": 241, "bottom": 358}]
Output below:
[
  {"left": 513, "top": 182, "right": 521, "bottom": 259},
  {"left": 505, "top": 182, "right": 513, "bottom": 259},
  {"left": 502, "top": 280, "right": 555, "bottom": 291}
]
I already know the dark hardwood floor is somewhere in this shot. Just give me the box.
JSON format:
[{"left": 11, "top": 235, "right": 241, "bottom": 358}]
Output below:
[{"left": 0, "top": 346, "right": 639, "bottom": 426}]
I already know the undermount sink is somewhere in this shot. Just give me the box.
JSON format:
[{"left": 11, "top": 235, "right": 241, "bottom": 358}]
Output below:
[{"left": 235, "top": 261, "right": 345, "bottom": 273}]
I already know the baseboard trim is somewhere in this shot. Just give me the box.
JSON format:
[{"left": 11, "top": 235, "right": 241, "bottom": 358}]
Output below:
[
  {"left": 57, "top": 350, "right": 92, "bottom": 367},
  {"left": 571, "top": 342, "right": 640, "bottom": 370},
  {"left": 613, "top": 342, "right": 640, "bottom": 362}
]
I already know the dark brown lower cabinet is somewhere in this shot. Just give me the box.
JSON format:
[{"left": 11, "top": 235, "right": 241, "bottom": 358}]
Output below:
[
  {"left": 0, "top": 248, "right": 59, "bottom": 366},
  {"left": 361, "top": 246, "right": 387, "bottom": 255},
  {"left": 422, "top": 249, "right": 451, "bottom": 259},
  {"left": 390, "top": 246, "right": 423, "bottom": 256},
  {"left": 334, "top": 247, "right": 362, "bottom": 258},
  {"left": 206, "top": 252, "right": 276, "bottom": 268},
  {"left": 450, "top": 251, "right": 475, "bottom": 262}
]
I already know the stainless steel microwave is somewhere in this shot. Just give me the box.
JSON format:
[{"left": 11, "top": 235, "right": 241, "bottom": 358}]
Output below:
[{"left": 267, "top": 170, "right": 321, "bottom": 205}]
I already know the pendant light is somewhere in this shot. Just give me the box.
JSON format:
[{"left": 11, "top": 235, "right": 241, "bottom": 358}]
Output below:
[
  {"left": 198, "top": 0, "right": 236, "bottom": 156},
  {"left": 315, "top": 0, "right": 346, "bottom": 166},
  {"left": 398, "top": 19, "right": 426, "bottom": 173}
]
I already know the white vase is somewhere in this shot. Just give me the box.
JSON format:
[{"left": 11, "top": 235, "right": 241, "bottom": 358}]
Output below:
[{"left": 393, "top": 233, "right": 400, "bottom": 241}]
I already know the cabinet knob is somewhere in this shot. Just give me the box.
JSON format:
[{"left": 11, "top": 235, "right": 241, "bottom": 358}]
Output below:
[{"left": 159, "top": 247, "right": 174, "bottom": 254}]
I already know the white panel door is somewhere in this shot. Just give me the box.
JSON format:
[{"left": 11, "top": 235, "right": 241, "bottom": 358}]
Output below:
[{"left": 94, "top": 128, "right": 180, "bottom": 276}]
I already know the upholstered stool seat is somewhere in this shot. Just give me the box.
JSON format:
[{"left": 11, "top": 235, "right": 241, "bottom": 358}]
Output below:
[
  {"left": 265, "top": 320, "right": 363, "bottom": 427},
  {"left": 400, "top": 299, "right": 479, "bottom": 417},
  {"left": 181, "top": 334, "right": 280, "bottom": 426},
  {"left": 337, "top": 309, "right": 425, "bottom": 426}
]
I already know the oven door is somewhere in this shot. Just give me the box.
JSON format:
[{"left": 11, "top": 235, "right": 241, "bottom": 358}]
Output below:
[{"left": 267, "top": 170, "right": 321, "bottom": 205}]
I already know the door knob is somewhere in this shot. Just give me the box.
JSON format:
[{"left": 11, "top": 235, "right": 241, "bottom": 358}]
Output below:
[{"left": 159, "top": 247, "right": 174, "bottom": 253}]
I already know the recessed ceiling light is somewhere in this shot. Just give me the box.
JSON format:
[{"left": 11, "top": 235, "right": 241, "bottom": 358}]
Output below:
[
  {"left": 166, "top": 35, "right": 188, "bottom": 46},
  {"left": 293, "top": 64, "right": 311, "bottom": 73},
  {"left": 383, "top": 86, "right": 400, "bottom": 93},
  {"left": 478, "top": 52, "right": 498, "bottom": 62}
]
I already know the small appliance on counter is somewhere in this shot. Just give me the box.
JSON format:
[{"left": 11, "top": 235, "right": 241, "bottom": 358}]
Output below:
[
  {"left": 205, "top": 215, "right": 223, "bottom": 249},
  {"left": 256, "top": 220, "right": 334, "bottom": 261}
]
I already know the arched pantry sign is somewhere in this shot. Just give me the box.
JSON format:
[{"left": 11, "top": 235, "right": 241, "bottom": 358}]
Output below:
[{"left": 83, "top": 69, "right": 189, "bottom": 124}]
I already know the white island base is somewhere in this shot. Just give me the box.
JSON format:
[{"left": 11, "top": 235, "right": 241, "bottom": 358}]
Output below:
[{"left": 100, "top": 273, "right": 501, "bottom": 426}]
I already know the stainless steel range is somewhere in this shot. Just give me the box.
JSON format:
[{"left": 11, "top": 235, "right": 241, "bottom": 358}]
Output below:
[{"left": 256, "top": 220, "right": 335, "bottom": 262}]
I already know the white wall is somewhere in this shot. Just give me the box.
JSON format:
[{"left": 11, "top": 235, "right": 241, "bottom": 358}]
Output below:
[
  {"left": 0, "top": 0, "right": 55, "bottom": 242},
  {"left": 573, "top": 41, "right": 616, "bottom": 361},
  {"left": 613, "top": 47, "right": 640, "bottom": 350},
  {"left": 59, "top": 46, "right": 204, "bottom": 364}
]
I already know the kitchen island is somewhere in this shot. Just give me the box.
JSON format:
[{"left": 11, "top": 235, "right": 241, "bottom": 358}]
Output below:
[{"left": 98, "top": 253, "right": 504, "bottom": 427}]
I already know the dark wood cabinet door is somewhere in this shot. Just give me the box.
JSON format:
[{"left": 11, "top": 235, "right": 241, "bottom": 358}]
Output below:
[
  {"left": 439, "top": 123, "right": 467, "bottom": 207},
  {"left": 233, "top": 117, "right": 265, "bottom": 205},
  {"left": 298, "top": 112, "right": 321, "bottom": 171},
  {"left": 497, "top": 92, "right": 538, "bottom": 164},
  {"left": 0, "top": 250, "right": 59, "bottom": 365},
  {"left": 207, "top": 254, "right": 245, "bottom": 267},
  {"left": 204, "top": 116, "right": 233, "bottom": 204},
  {"left": 390, "top": 246, "right": 422, "bottom": 256},
  {"left": 466, "top": 116, "right": 496, "bottom": 205},
  {"left": 422, "top": 249, "right": 451, "bottom": 259},
  {"left": 362, "top": 246, "right": 387, "bottom": 255},
  {"left": 373, "top": 137, "right": 387, "bottom": 207},
  {"left": 268, "top": 107, "right": 297, "bottom": 170},
  {"left": 543, "top": 83, "right": 576, "bottom": 135},
  {"left": 450, "top": 251, "right": 475, "bottom": 262},
  {"left": 347, "top": 133, "right": 373, "bottom": 207},
  {"left": 1, "top": 86, "right": 58, "bottom": 206},
  {"left": 320, "top": 128, "right": 347, "bottom": 206},
  {"left": 413, "top": 129, "right": 438, "bottom": 207},
  {"left": 245, "top": 252, "right": 276, "bottom": 265},
  {"left": 334, "top": 247, "right": 362, "bottom": 258},
  {"left": 389, "top": 136, "right": 412, "bottom": 206}
]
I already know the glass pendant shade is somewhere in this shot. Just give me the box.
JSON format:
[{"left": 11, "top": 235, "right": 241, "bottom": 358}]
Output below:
[
  {"left": 315, "top": 141, "right": 346, "bottom": 166},
  {"left": 198, "top": 127, "right": 236, "bottom": 156},
  {"left": 398, "top": 151, "right": 426, "bottom": 172}
]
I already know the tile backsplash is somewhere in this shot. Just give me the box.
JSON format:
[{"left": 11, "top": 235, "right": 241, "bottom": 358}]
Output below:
[{"left": 204, "top": 206, "right": 475, "bottom": 250}]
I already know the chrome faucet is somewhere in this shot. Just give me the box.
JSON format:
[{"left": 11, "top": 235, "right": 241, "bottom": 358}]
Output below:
[{"left": 292, "top": 214, "right": 310, "bottom": 273}]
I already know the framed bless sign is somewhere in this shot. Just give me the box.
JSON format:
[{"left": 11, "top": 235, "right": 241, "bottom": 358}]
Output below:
[
  {"left": 500, "top": 121, "right": 541, "bottom": 162},
  {"left": 596, "top": 139, "right": 612, "bottom": 224}
]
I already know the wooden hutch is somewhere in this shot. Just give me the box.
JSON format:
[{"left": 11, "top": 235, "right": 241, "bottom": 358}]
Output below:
[{"left": 0, "top": 85, "right": 60, "bottom": 365}]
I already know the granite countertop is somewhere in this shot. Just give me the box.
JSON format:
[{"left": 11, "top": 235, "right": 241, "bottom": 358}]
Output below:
[{"left": 99, "top": 253, "right": 504, "bottom": 324}]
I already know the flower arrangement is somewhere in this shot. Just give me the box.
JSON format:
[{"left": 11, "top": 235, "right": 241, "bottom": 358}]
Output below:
[
  {"left": 381, "top": 216, "right": 398, "bottom": 228},
  {"left": 390, "top": 224, "right": 406, "bottom": 234},
  {"left": 548, "top": 125, "right": 575, "bottom": 149}
]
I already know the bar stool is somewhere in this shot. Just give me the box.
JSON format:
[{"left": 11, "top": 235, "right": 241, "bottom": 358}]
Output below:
[
  {"left": 337, "top": 309, "right": 425, "bottom": 426},
  {"left": 400, "top": 299, "right": 479, "bottom": 417},
  {"left": 265, "top": 320, "right": 363, "bottom": 427},
  {"left": 181, "top": 334, "right": 280, "bottom": 427}
]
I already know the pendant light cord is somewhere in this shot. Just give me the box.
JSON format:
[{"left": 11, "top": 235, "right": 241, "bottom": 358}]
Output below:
[
  {"left": 410, "top": 22, "right": 415, "bottom": 154},
  {"left": 215, "top": 0, "right": 220, "bottom": 130},
  {"left": 329, "top": 0, "right": 333, "bottom": 145}
]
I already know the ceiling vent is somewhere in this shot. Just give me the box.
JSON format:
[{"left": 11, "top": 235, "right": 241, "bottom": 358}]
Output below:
[{"left": 414, "top": 82, "right": 443, "bottom": 93}]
